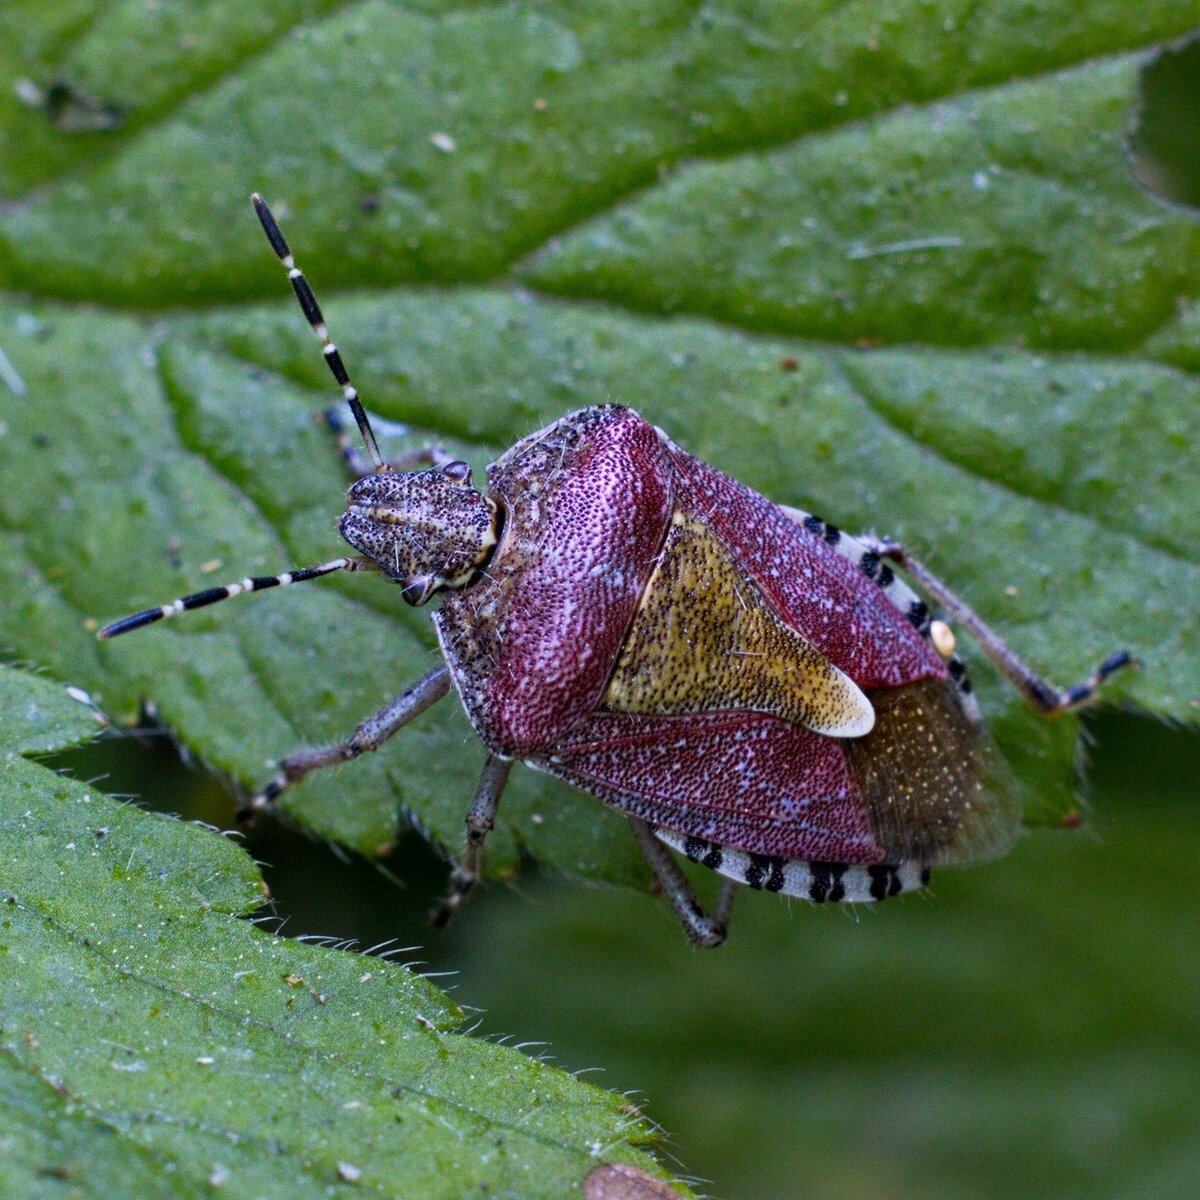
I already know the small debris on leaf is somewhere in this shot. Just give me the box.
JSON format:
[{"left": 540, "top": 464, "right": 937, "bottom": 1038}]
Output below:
[{"left": 585, "top": 1163, "right": 685, "bottom": 1199}]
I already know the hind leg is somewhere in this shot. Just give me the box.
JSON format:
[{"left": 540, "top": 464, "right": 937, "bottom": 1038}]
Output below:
[
  {"left": 862, "top": 536, "right": 1135, "bottom": 714},
  {"left": 782, "top": 506, "right": 1135, "bottom": 715},
  {"left": 629, "top": 818, "right": 737, "bottom": 948}
]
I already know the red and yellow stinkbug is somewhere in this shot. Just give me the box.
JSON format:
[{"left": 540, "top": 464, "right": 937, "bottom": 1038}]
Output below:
[{"left": 100, "top": 196, "right": 1134, "bottom": 946}]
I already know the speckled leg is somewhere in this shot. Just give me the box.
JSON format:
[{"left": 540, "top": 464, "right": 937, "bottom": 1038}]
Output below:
[
  {"left": 629, "top": 817, "right": 736, "bottom": 948},
  {"left": 861, "top": 537, "right": 1136, "bottom": 714},
  {"left": 240, "top": 665, "right": 452, "bottom": 819},
  {"left": 324, "top": 406, "right": 457, "bottom": 478},
  {"left": 432, "top": 754, "right": 514, "bottom": 928}
]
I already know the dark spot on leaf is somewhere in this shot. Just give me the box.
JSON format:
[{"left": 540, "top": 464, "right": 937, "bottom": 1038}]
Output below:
[
  {"left": 1128, "top": 33, "right": 1200, "bottom": 213},
  {"left": 17, "top": 78, "right": 125, "bottom": 133}
]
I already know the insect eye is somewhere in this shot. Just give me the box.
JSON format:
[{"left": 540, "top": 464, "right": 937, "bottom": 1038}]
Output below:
[
  {"left": 400, "top": 576, "right": 431, "bottom": 606},
  {"left": 442, "top": 460, "right": 472, "bottom": 485}
]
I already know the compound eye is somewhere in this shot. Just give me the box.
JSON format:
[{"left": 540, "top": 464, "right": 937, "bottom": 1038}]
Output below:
[
  {"left": 400, "top": 575, "right": 432, "bottom": 606},
  {"left": 441, "top": 460, "right": 472, "bottom": 485}
]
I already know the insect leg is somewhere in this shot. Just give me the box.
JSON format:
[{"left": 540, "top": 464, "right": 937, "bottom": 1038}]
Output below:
[
  {"left": 432, "top": 754, "right": 514, "bottom": 928},
  {"left": 862, "top": 537, "right": 1136, "bottom": 714},
  {"left": 240, "top": 665, "right": 452, "bottom": 819},
  {"left": 628, "top": 818, "right": 736, "bottom": 948},
  {"left": 324, "top": 406, "right": 457, "bottom": 478}
]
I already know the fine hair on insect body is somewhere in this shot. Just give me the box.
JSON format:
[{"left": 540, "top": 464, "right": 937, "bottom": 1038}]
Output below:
[{"left": 98, "top": 196, "right": 1136, "bottom": 947}]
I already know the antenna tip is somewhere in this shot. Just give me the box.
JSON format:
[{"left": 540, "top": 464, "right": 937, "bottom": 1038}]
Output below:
[{"left": 251, "top": 194, "right": 291, "bottom": 260}]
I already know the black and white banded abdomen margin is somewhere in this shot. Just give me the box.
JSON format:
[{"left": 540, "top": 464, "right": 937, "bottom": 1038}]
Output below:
[{"left": 653, "top": 827, "right": 930, "bottom": 903}]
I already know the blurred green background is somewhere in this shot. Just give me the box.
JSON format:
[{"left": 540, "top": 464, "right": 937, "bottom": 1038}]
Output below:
[{"left": 44, "top": 706, "right": 1200, "bottom": 1200}]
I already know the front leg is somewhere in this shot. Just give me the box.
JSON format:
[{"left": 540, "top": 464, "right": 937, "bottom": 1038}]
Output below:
[
  {"left": 324, "top": 406, "right": 458, "bottom": 478},
  {"left": 240, "top": 665, "right": 452, "bottom": 819}
]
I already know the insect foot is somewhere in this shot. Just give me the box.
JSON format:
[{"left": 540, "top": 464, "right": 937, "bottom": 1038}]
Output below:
[{"left": 96, "top": 197, "right": 1136, "bottom": 946}]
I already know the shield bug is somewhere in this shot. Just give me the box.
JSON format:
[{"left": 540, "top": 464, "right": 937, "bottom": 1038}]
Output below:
[{"left": 98, "top": 196, "right": 1135, "bottom": 947}]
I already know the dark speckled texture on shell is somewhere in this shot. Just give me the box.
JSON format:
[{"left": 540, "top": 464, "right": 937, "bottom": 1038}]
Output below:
[{"left": 545, "top": 709, "right": 880, "bottom": 862}]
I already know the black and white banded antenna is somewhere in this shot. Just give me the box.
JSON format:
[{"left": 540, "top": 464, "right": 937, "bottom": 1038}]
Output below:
[
  {"left": 250, "top": 192, "right": 386, "bottom": 472},
  {"left": 96, "top": 196, "right": 388, "bottom": 641},
  {"left": 96, "top": 558, "right": 376, "bottom": 639}
]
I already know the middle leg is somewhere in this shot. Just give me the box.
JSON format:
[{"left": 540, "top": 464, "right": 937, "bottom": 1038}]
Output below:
[{"left": 432, "top": 754, "right": 514, "bottom": 927}]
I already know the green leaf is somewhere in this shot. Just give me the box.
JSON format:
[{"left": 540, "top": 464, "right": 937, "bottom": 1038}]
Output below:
[
  {"left": 1, "top": 1, "right": 1198, "bottom": 873},
  {"left": 0, "top": 663, "right": 684, "bottom": 1198}
]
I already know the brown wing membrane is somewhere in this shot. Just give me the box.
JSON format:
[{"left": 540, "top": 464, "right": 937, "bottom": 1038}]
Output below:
[{"left": 847, "top": 679, "right": 1022, "bottom": 866}]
